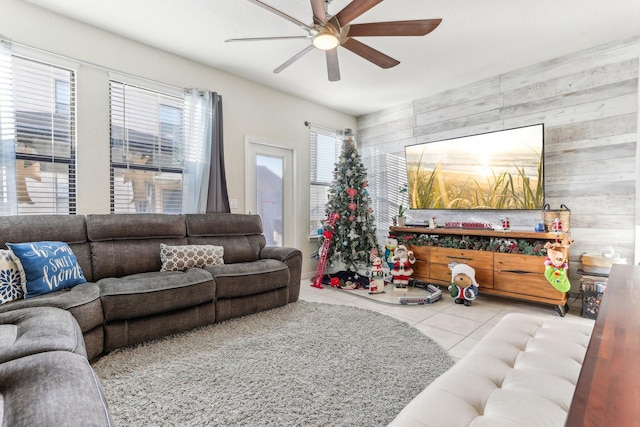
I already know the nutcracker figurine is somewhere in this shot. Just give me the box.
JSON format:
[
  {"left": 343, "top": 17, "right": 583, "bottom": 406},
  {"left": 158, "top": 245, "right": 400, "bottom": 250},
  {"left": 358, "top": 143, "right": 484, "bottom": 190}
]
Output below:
[{"left": 369, "top": 257, "right": 385, "bottom": 294}]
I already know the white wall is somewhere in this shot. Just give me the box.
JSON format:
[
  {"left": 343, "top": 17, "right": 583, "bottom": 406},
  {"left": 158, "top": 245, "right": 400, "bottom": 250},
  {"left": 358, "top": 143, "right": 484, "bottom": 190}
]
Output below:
[{"left": 1, "top": 0, "right": 356, "bottom": 276}]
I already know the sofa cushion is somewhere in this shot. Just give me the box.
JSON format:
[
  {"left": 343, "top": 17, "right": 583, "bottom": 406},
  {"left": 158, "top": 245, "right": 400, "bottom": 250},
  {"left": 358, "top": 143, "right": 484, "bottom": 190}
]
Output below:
[
  {"left": 188, "top": 235, "right": 265, "bottom": 264},
  {"left": 160, "top": 243, "right": 224, "bottom": 272},
  {"left": 86, "top": 213, "right": 190, "bottom": 280},
  {"left": 0, "top": 215, "right": 88, "bottom": 247},
  {"left": 0, "top": 215, "right": 94, "bottom": 282},
  {"left": 0, "top": 282, "right": 104, "bottom": 334},
  {"left": 69, "top": 242, "right": 94, "bottom": 282},
  {"left": 0, "top": 351, "right": 113, "bottom": 426},
  {"left": 98, "top": 269, "right": 215, "bottom": 321},
  {"left": 0, "top": 307, "right": 86, "bottom": 363},
  {"left": 7, "top": 241, "right": 87, "bottom": 298},
  {"left": 205, "top": 259, "right": 289, "bottom": 299},
  {"left": 186, "top": 213, "right": 266, "bottom": 263},
  {"left": 86, "top": 213, "right": 186, "bottom": 241},
  {"left": 0, "top": 249, "right": 23, "bottom": 304},
  {"left": 90, "top": 238, "right": 188, "bottom": 280},
  {"left": 185, "top": 213, "right": 263, "bottom": 236}
]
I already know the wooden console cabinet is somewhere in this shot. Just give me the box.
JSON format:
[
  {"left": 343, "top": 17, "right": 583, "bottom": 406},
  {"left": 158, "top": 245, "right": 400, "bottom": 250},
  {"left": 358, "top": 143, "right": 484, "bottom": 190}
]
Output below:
[{"left": 390, "top": 226, "right": 569, "bottom": 315}]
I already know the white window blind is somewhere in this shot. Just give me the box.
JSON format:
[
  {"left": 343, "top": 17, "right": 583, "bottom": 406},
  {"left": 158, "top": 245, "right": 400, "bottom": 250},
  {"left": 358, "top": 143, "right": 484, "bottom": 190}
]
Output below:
[
  {"left": 11, "top": 55, "right": 76, "bottom": 215},
  {"left": 309, "top": 126, "right": 340, "bottom": 237},
  {"left": 109, "top": 81, "right": 184, "bottom": 213}
]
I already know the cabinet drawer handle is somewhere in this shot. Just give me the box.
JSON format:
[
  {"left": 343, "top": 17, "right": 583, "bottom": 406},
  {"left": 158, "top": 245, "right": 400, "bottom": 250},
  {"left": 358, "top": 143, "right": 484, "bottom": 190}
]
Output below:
[{"left": 504, "top": 270, "right": 534, "bottom": 275}]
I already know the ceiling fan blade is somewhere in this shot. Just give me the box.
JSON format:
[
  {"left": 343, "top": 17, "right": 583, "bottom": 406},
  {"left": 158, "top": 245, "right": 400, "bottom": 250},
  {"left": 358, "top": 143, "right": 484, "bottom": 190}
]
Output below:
[
  {"left": 274, "top": 45, "right": 314, "bottom": 74},
  {"left": 326, "top": 48, "right": 340, "bottom": 82},
  {"left": 310, "top": 0, "right": 326, "bottom": 23},
  {"left": 245, "top": 0, "right": 312, "bottom": 31},
  {"left": 226, "top": 36, "right": 310, "bottom": 42},
  {"left": 347, "top": 19, "right": 442, "bottom": 37},
  {"left": 335, "top": 0, "right": 383, "bottom": 26},
  {"left": 341, "top": 38, "right": 399, "bottom": 69}
]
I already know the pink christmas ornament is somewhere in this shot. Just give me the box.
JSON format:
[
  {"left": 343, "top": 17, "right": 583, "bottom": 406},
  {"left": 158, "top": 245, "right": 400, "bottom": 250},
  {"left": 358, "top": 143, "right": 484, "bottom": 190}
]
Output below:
[
  {"left": 347, "top": 188, "right": 357, "bottom": 199},
  {"left": 348, "top": 203, "right": 357, "bottom": 211}
]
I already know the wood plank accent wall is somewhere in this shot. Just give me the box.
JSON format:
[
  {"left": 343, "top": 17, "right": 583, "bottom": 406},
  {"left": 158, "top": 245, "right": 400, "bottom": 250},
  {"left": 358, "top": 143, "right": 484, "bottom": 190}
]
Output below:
[{"left": 357, "top": 36, "right": 640, "bottom": 291}]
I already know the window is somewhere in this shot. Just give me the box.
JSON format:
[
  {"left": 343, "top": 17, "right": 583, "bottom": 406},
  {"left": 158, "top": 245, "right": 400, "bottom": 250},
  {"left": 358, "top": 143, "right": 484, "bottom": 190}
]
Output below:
[
  {"left": 309, "top": 126, "right": 340, "bottom": 237},
  {"left": 109, "top": 81, "right": 184, "bottom": 213},
  {"left": 7, "top": 55, "right": 77, "bottom": 215}
]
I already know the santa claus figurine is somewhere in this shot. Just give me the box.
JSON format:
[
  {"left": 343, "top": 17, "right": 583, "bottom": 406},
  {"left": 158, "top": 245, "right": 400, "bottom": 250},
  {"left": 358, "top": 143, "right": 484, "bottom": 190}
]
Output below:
[
  {"left": 390, "top": 245, "right": 415, "bottom": 289},
  {"left": 369, "top": 257, "right": 385, "bottom": 294}
]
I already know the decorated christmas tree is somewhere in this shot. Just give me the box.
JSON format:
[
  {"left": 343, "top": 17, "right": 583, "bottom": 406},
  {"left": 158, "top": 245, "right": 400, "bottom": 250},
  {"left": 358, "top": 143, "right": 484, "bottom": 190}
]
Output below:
[{"left": 324, "top": 129, "right": 379, "bottom": 272}]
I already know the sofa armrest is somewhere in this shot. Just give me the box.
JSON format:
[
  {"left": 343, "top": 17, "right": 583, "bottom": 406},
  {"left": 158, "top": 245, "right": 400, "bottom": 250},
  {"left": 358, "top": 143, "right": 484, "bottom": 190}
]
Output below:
[
  {"left": 260, "top": 246, "right": 302, "bottom": 303},
  {"left": 389, "top": 313, "right": 593, "bottom": 427},
  {"left": 260, "top": 246, "right": 301, "bottom": 263}
]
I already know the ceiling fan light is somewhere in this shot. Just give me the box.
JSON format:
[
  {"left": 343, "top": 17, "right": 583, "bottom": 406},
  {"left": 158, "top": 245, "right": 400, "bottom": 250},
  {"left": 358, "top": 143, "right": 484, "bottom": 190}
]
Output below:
[{"left": 313, "top": 33, "right": 339, "bottom": 50}]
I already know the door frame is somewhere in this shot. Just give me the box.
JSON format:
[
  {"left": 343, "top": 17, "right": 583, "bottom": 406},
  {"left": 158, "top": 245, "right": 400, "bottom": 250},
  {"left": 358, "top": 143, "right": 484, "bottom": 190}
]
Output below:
[{"left": 245, "top": 136, "right": 297, "bottom": 248}]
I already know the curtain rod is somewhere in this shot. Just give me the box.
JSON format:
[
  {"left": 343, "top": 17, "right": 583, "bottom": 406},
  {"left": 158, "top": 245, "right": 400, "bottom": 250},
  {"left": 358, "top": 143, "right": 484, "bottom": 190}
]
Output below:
[
  {"left": 305, "top": 121, "right": 354, "bottom": 136},
  {"left": 1, "top": 36, "right": 188, "bottom": 94},
  {"left": 304, "top": 121, "right": 340, "bottom": 133}
]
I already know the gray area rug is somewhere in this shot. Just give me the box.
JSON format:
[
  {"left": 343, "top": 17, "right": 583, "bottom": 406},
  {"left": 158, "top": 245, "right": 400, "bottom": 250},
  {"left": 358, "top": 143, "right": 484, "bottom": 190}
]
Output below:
[{"left": 93, "top": 301, "right": 454, "bottom": 426}]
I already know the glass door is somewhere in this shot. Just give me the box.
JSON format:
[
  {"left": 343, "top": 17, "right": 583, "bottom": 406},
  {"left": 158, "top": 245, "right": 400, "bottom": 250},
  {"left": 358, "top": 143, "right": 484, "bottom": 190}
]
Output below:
[{"left": 246, "top": 139, "right": 295, "bottom": 247}]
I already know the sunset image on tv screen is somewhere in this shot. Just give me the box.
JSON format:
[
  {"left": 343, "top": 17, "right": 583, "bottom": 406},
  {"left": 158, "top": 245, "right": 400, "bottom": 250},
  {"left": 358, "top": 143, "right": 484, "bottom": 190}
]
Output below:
[{"left": 405, "top": 124, "right": 544, "bottom": 210}]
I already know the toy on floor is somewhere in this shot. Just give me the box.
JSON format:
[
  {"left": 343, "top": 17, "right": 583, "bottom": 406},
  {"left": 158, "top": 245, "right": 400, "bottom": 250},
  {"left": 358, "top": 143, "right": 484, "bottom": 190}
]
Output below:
[
  {"left": 543, "top": 236, "right": 573, "bottom": 292},
  {"left": 398, "top": 285, "right": 442, "bottom": 304},
  {"left": 369, "top": 256, "right": 385, "bottom": 294},
  {"left": 448, "top": 263, "right": 479, "bottom": 306},
  {"left": 389, "top": 244, "right": 415, "bottom": 289}
]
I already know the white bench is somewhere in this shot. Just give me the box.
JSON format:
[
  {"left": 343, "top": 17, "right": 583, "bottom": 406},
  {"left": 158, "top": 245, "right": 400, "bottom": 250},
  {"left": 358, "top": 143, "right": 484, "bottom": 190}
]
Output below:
[{"left": 389, "top": 313, "right": 593, "bottom": 427}]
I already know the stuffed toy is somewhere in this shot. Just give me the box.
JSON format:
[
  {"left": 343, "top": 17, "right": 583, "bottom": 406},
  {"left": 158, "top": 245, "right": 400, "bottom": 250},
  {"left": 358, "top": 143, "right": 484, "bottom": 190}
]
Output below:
[
  {"left": 543, "top": 238, "right": 573, "bottom": 292},
  {"left": 384, "top": 237, "right": 398, "bottom": 270},
  {"left": 389, "top": 245, "right": 415, "bottom": 289},
  {"left": 369, "top": 256, "right": 385, "bottom": 294},
  {"left": 448, "top": 263, "right": 479, "bottom": 306}
]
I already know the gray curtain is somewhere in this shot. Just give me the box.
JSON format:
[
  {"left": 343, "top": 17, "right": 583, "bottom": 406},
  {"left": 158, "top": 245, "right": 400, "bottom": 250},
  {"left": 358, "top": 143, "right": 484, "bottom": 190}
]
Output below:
[{"left": 206, "top": 93, "right": 230, "bottom": 213}]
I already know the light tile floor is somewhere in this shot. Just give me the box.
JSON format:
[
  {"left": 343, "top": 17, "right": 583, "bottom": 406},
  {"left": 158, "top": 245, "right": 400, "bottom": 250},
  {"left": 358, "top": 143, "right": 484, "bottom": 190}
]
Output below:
[{"left": 299, "top": 280, "right": 594, "bottom": 361}]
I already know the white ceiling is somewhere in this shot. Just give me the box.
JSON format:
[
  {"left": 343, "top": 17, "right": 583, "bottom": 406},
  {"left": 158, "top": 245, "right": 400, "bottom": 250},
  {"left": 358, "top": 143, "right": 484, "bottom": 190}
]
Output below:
[{"left": 24, "top": 0, "right": 640, "bottom": 117}]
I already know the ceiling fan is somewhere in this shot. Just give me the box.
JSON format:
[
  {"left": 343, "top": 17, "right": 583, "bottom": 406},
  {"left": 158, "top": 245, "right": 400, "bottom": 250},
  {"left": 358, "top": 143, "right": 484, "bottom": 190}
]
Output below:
[{"left": 226, "top": 0, "right": 442, "bottom": 82}]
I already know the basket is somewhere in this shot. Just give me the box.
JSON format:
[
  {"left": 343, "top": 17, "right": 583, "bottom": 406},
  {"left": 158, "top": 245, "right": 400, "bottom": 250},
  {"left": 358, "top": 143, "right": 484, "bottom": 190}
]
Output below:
[
  {"left": 542, "top": 204, "right": 571, "bottom": 232},
  {"left": 581, "top": 253, "right": 626, "bottom": 275}
]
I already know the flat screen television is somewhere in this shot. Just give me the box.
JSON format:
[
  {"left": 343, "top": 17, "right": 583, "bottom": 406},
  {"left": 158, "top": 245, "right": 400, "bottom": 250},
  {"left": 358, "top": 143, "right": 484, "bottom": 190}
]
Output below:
[{"left": 405, "top": 123, "right": 544, "bottom": 210}]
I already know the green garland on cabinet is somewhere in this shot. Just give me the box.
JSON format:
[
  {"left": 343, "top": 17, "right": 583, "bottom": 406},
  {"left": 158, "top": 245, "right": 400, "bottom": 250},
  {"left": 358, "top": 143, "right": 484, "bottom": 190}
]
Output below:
[{"left": 395, "top": 233, "right": 548, "bottom": 256}]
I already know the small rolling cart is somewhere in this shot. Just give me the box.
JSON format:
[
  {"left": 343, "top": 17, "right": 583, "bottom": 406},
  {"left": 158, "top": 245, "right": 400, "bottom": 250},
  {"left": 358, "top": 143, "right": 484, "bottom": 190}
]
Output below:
[
  {"left": 579, "top": 252, "right": 626, "bottom": 319},
  {"left": 578, "top": 270, "right": 607, "bottom": 319}
]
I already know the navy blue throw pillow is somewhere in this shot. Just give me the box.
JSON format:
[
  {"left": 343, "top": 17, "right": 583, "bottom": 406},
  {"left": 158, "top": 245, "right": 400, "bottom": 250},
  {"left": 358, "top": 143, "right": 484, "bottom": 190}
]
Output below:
[{"left": 7, "top": 241, "right": 87, "bottom": 298}]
